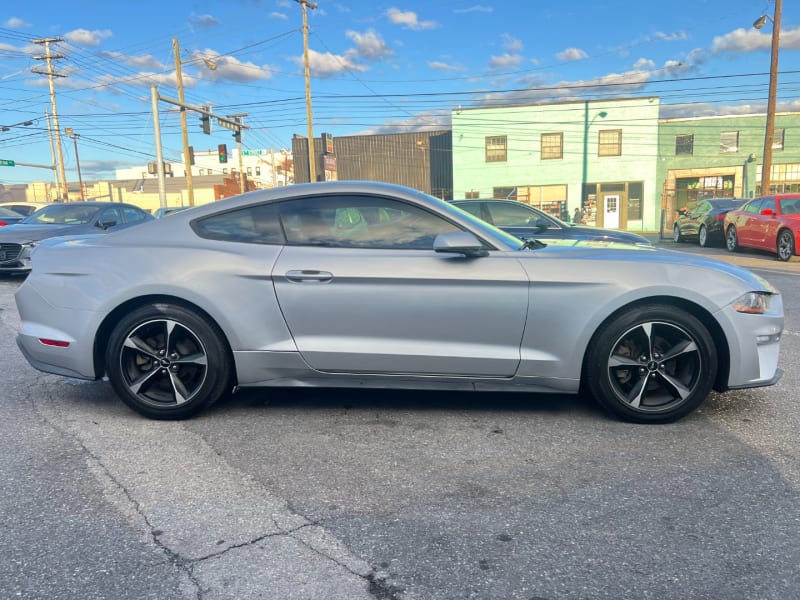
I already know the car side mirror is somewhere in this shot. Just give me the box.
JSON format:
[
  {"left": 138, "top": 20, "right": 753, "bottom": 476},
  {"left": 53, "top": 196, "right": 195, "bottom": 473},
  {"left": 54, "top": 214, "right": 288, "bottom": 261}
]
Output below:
[
  {"left": 534, "top": 218, "right": 549, "bottom": 232},
  {"left": 433, "top": 231, "right": 489, "bottom": 257},
  {"left": 760, "top": 209, "right": 775, "bottom": 216}
]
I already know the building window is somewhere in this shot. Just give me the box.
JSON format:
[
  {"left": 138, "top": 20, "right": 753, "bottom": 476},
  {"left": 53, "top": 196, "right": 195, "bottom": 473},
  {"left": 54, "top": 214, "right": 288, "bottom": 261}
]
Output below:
[
  {"left": 675, "top": 134, "right": 694, "bottom": 156},
  {"left": 493, "top": 186, "right": 516, "bottom": 199},
  {"left": 255, "top": 166, "right": 261, "bottom": 176},
  {"left": 247, "top": 167, "right": 253, "bottom": 176},
  {"left": 222, "top": 168, "right": 228, "bottom": 174},
  {"left": 485, "top": 136, "right": 507, "bottom": 162},
  {"left": 720, "top": 131, "right": 739, "bottom": 153},
  {"left": 598, "top": 129, "right": 622, "bottom": 157},
  {"left": 773, "top": 128, "right": 785, "bottom": 151},
  {"left": 541, "top": 133, "right": 563, "bottom": 160}
]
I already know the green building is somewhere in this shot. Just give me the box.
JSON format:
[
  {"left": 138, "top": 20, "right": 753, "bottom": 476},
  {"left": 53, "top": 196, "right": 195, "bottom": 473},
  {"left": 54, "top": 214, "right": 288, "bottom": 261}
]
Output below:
[
  {"left": 452, "top": 97, "right": 661, "bottom": 231},
  {"left": 452, "top": 97, "right": 800, "bottom": 233}
]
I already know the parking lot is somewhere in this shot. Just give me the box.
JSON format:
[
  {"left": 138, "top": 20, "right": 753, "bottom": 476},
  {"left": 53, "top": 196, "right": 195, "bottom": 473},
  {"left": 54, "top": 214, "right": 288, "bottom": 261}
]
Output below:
[{"left": 1, "top": 244, "right": 799, "bottom": 600}]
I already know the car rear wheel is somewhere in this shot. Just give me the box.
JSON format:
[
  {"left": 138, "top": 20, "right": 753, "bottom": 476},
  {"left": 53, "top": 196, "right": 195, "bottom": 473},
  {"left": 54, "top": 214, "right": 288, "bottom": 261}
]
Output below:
[
  {"left": 698, "top": 225, "right": 709, "bottom": 247},
  {"left": 105, "top": 303, "right": 232, "bottom": 419},
  {"left": 672, "top": 224, "right": 683, "bottom": 243},
  {"left": 585, "top": 305, "right": 717, "bottom": 423},
  {"left": 725, "top": 225, "right": 739, "bottom": 252},
  {"left": 777, "top": 229, "right": 795, "bottom": 262}
]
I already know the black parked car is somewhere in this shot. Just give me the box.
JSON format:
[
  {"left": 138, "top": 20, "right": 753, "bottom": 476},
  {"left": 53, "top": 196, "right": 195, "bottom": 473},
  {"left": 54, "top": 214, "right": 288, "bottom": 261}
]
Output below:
[
  {"left": 451, "top": 199, "right": 651, "bottom": 246},
  {"left": 673, "top": 198, "right": 746, "bottom": 247},
  {"left": 0, "top": 201, "right": 154, "bottom": 274}
]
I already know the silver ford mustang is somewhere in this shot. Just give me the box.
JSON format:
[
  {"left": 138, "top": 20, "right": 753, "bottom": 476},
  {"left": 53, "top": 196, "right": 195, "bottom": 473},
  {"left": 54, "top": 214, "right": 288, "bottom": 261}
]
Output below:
[{"left": 15, "top": 181, "right": 784, "bottom": 423}]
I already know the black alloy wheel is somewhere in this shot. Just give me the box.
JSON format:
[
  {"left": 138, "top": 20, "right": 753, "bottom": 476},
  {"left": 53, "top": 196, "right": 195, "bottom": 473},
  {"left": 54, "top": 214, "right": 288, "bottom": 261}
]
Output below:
[
  {"left": 777, "top": 229, "right": 795, "bottom": 262},
  {"left": 586, "top": 304, "right": 717, "bottom": 423},
  {"left": 106, "top": 303, "right": 232, "bottom": 419},
  {"left": 725, "top": 225, "right": 739, "bottom": 252}
]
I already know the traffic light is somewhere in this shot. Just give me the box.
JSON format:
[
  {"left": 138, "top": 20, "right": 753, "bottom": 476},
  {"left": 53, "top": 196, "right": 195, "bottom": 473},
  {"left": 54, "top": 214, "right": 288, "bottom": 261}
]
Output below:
[
  {"left": 218, "top": 144, "right": 228, "bottom": 163},
  {"left": 233, "top": 129, "right": 241, "bottom": 144},
  {"left": 200, "top": 110, "right": 211, "bottom": 135},
  {"left": 187, "top": 146, "right": 195, "bottom": 165}
]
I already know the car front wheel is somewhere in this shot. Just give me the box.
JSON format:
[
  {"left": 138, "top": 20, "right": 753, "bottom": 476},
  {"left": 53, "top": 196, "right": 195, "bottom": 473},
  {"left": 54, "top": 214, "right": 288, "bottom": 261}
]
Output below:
[
  {"left": 725, "top": 225, "right": 739, "bottom": 252},
  {"left": 698, "top": 225, "right": 708, "bottom": 247},
  {"left": 673, "top": 225, "right": 683, "bottom": 243},
  {"left": 777, "top": 229, "right": 795, "bottom": 261},
  {"left": 105, "top": 303, "right": 232, "bottom": 419},
  {"left": 585, "top": 305, "right": 717, "bottom": 423}
]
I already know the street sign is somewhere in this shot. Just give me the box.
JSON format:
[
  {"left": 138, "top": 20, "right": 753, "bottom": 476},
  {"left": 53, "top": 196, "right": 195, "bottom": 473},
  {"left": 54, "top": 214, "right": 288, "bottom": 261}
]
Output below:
[{"left": 0, "top": 159, "right": 15, "bottom": 167}]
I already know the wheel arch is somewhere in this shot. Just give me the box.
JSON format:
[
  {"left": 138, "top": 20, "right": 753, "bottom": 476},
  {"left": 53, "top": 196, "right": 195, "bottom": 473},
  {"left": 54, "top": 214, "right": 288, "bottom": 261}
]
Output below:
[
  {"left": 581, "top": 295, "right": 730, "bottom": 392},
  {"left": 93, "top": 294, "right": 237, "bottom": 385}
]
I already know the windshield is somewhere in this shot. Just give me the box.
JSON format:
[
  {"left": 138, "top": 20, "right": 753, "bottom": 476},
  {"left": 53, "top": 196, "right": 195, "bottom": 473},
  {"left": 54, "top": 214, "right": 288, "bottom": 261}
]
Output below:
[{"left": 23, "top": 204, "right": 98, "bottom": 225}]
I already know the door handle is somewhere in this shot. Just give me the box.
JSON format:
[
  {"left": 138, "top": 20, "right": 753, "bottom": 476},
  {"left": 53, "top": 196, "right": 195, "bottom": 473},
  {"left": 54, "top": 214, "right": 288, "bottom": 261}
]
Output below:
[{"left": 285, "top": 269, "right": 334, "bottom": 283}]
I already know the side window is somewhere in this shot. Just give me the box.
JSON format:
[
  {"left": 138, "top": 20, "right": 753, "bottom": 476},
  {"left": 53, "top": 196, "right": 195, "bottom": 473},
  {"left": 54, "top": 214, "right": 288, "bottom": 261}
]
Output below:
[
  {"left": 487, "top": 203, "right": 553, "bottom": 228},
  {"left": 192, "top": 203, "right": 284, "bottom": 244},
  {"left": 744, "top": 200, "right": 762, "bottom": 214},
  {"left": 279, "top": 195, "right": 461, "bottom": 250},
  {"left": 760, "top": 198, "right": 775, "bottom": 213},
  {"left": 454, "top": 203, "right": 481, "bottom": 218},
  {"left": 122, "top": 206, "right": 146, "bottom": 223},
  {"left": 98, "top": 207, "right": 122, "bottom": 226}
]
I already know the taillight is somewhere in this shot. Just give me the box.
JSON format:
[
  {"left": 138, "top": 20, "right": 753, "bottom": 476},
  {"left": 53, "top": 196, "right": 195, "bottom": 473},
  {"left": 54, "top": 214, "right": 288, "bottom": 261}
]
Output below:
[
  {"left": 0, "top": 221, "right": 7, "bottom": 226},
  {"left": 716, "top": 214, "right": 726, "bottom": 221}
]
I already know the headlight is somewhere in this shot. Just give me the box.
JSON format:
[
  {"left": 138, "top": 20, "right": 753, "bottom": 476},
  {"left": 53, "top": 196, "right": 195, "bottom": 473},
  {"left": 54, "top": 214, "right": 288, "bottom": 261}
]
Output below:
[
  {"left": 19, "top": 242, "right": 37, "bottom": 260},
  {"left": 732, "top": 291, "right": 771, "bottom": 314}
]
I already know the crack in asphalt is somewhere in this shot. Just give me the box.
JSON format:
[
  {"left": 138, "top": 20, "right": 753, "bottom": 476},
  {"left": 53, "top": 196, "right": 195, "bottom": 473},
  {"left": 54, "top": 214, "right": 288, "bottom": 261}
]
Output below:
[{"left": 30, "top": 385, "right": 397, "bottom": 600}]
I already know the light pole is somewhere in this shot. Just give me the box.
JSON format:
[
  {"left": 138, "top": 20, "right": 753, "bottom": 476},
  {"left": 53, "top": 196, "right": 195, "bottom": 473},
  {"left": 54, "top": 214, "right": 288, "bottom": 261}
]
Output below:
[
  {"left": 64, "top": 127, "right": 85, "bottom": 200},
  {"left": 581, "top": 103, "right": 607, "bottom": 214},
  {"left": 173, "top": 38, "right": 195, "bottom": 206},
  {"left": 754, "top": 0, "right": 782, "bottom": 195}
]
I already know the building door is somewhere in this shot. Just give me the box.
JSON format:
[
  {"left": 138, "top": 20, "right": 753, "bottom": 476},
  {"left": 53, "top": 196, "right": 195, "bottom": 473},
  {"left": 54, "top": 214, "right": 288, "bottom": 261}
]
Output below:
[{"left": 603, "top": 194, "right": 620, "bottom": 229}]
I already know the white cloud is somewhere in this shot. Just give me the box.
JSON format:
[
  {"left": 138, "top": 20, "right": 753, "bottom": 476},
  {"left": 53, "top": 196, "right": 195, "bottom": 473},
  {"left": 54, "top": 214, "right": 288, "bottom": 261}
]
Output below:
[
  {"left": 386, "top": 8, "right": 438, "bottom": 31},
  {"left": 428, "top": 61, "right": 465, "bottom": 72},
  {"left": 358, "top": 110, "right": 450, "bottom": 135},
  {"left": 453, "top": 5, "right": 493, "bottom": 14},
  {"left": 270, "top": 12, "right": 289, "bottom": 20},
  {"left": 189, "top": 14, "right": 220, "bottom": 29},
  {"left": 488, "top": 53, "right": 522, "bottom": 70},
  {"left": 502, "top": 33, "right": 523, "bottom": 53},
  {"left": 64, "top": 28, "right": 113, "bottom": 47},
  {"left": 4, "top": 17, "right": 30, "bottom": 28},
  {"left": 191, "top": 50, "right": 274, "bottom": 83},
  {"left": 99, "top": 51, "right": 167, "bottom": 71},
  {"left": 304, "top": 48, "right": 368, "bottom": 78},
  {"left": 633, "top": 58, "right": 656, "bottom": 70},
  {"left": 654, "top": 31, "right": 688, "bottom": 42},
  {"left": 557, "top": 47, "right": 589, "bottom": 61},
  {"left": 346, "top": 30, "right": 393, "bottom": 61}
]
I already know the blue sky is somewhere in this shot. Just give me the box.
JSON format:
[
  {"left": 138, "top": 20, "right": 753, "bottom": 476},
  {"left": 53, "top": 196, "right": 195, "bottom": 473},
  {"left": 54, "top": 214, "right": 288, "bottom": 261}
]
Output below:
[{"left": 0, "top": 0, "right": 798, "bottom": 185}]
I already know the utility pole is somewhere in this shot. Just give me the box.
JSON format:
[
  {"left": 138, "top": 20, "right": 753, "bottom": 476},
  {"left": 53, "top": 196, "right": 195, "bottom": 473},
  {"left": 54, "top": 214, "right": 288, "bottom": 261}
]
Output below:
[
  {"left": 64, "top": 128, "right": 85, "bottom": 200},
  {"left": 295, "top": 0, "right": 318, "bottom": 183},
  {"left": 45, "top": 109, "right": 61, "bottom": 201},
  {"left": 756, "top": 0, "right": 782, "bottom": 195},
  {"left": 173, "top": 38, "right": 195, "bottom": 206},
  {"left": 227, "top": 114, "right": 248, "bottom": 194},
  {"left": 32, "top": 38, "right": 69, "bottom": 201}
]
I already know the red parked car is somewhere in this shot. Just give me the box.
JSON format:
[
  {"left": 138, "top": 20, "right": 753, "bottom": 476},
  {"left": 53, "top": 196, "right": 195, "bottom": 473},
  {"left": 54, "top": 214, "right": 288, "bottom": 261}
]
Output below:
[{"left": 724, "top": 194, "right": 800, "bottom": 261}]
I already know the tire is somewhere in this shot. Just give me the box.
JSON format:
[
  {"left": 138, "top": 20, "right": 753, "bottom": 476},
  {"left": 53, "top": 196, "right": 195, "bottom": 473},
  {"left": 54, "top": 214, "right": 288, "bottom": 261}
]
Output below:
[
  {"left": 105, "top": 303, "right": 232, "bottom": 419},
  {"left": 777, "top": 229, "right": 795, "bottom": 262},
  {"left": 585, "top": 304, "right": 717, "bottom": 424},
  {"left": 725, "top": 225, "right": 739, "bottom": 252},
  {"left": 673, "top": 224, "right": 683, "bottom": 243},
  {"left": 698, "top": 225, "right": 709, "bottom": 248}
]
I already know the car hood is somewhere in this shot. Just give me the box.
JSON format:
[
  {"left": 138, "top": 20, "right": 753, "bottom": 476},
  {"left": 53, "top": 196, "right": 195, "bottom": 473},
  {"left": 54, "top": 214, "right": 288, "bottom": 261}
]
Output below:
[
  {"left": 563, "top": 225, "right": 650, "bottom": 244},
  {"left": 528, "top": 238, "right": 776, "bottom": 292},
  {"left": 0, "top": 223, "right": 88, "bottom": 243}
]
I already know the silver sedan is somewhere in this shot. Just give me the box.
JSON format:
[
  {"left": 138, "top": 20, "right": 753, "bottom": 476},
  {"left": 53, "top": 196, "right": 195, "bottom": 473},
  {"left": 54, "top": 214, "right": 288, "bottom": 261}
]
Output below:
[{"left": 15, "top": 182, "right": 784, "bottom": 423}]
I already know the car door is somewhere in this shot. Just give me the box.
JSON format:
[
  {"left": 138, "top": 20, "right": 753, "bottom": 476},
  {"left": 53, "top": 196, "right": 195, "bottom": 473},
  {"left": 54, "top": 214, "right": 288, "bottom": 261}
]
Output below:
[
  {"left": 752, "top": 197, "right": 778, "bottom": 250},
  {"left": 736, "top": 199, "right": 762, "bottom": 247},
  {"left": 272, "top": 194, "right": 529, "bottom": 377}
]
